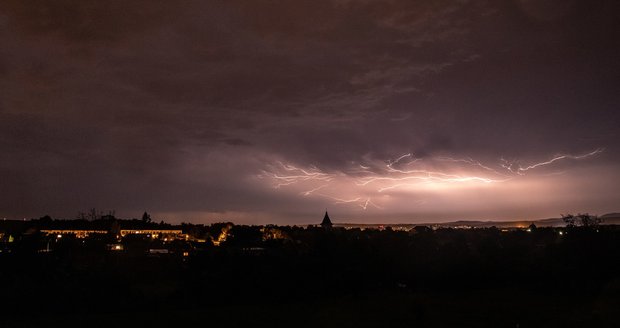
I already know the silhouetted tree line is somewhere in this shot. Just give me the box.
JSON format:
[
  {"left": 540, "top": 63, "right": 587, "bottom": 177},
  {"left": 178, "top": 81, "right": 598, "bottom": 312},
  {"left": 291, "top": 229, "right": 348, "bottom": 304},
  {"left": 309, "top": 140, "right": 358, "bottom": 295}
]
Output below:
[{"left": 562, "top": 213, "right": 602, "bottom": 228}]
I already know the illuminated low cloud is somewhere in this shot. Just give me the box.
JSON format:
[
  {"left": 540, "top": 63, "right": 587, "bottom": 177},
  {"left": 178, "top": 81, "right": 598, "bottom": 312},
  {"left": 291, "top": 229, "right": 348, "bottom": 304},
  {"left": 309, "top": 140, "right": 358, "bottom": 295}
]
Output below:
[{"left": 256, "top": 149, "right": 611, "bottom": 222}]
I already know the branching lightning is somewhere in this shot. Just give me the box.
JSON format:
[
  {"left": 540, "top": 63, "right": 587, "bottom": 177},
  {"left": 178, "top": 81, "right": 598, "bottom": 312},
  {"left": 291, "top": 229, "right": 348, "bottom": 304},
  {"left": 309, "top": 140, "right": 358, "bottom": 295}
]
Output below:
[
  {"left": 258, "top": 148, "right": 603, "bottom": 211},
  {"left": 516, "top": 148, "right": 603, "bottom": 173},
  {"left": 259, "top": 162, "right": 336, "bottom": 188},
  {"left": 360, "top": 198, "right": 382, "bottom": 210},
  {"left": 437, "top": 156, "right": 507, "bottom": 176},
  {"left": 386, "top": 153, "right": 421, "bottom": 173},
  {"left": 500, "top": 148, "right": 603, "bottom": 175},
  {"left": 300, "top": 184, "right": 329, "bottom": 196}
]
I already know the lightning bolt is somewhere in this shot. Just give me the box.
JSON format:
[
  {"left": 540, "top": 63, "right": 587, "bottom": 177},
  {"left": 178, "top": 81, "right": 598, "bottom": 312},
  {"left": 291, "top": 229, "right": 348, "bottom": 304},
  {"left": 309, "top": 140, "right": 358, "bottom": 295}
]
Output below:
[
  {"left": 437, "top": 156, "right": 508, "bottom": 176},
  {"left": 516, "top": 148, "right": 603, "bottom": 173},
  {"left": 300, "top": 184, "right": 329, "bottom": 196},
  {"left": 500, "top": 158, "right": 521, "bottom": 175},
  {"left": 331, "top": 196, "right": 362, "bottom": 204},
  {"left": 386, "top": 153, "right": 422, "bottom": 173},
  {"left": 358, "top": 171, "right": 508, "bottom": 187},
  {"left": 258, "top": 147, "right": 603, "bottom": 211},
  {"left": 360, "top": 198, "right": 382, "bottom": 210},
  {"left": 259, "top": 162, "right": 336, "bottom": 188}
]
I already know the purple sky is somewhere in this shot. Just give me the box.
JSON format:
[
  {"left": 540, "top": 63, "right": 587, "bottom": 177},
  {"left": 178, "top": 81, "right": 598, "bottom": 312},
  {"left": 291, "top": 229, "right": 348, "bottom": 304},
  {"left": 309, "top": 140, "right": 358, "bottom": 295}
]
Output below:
[{"left": 1, "top": 0, "right": 619, "bottom": 224}]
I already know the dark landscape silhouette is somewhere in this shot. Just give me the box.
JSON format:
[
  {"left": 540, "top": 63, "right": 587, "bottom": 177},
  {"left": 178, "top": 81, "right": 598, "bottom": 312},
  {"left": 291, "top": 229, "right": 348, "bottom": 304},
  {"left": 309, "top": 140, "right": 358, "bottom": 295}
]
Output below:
[{"left": 1, "top": 211, "right": 618, "bottom": 327}]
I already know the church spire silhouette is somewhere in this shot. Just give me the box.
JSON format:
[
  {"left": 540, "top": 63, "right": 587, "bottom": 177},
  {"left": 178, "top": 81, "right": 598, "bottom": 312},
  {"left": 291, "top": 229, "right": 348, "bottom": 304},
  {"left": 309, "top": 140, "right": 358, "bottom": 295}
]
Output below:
[{"left": 321, "top": 211, "right": 333, "bottom": 229}]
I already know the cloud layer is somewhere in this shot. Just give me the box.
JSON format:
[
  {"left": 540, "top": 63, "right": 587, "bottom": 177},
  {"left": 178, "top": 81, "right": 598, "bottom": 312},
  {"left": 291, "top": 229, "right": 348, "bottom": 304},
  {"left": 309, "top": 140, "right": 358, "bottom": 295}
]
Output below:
[{"left": 1, "top": 0, "right": 619, "bottom": 223}]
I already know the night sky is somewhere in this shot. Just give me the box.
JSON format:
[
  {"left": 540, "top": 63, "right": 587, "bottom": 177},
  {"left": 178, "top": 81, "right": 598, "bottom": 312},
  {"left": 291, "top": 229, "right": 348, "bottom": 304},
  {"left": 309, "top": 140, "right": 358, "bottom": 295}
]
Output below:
[{"left": 1, "top": 0, "right": 619, "bottom": 224}]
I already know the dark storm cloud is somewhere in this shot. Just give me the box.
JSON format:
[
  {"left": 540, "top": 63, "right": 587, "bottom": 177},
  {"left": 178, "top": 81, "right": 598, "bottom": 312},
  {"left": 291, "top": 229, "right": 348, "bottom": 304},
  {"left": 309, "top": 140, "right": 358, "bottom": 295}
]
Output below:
[{"left": 1, "top": 0, "right": 619, "bottom": 223}]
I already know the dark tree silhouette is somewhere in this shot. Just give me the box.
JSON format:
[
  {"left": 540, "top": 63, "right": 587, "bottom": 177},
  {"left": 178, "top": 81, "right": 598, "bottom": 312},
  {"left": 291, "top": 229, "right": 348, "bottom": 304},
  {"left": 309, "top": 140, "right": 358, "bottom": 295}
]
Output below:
[
  {"left": 562, "top": 213, "right": 602, "bottom": 228},
  {"left": 142, "top": 211, "right": 152, "bottom": 223},
  {"left": 577, "top": 213, "right": 602, "bottom": 228},
  {"left": 562, "top": 214, "right": 577, "bottom": 227},
  {"left": 88, "top": 208, "right": 101, "bottom": 221}
]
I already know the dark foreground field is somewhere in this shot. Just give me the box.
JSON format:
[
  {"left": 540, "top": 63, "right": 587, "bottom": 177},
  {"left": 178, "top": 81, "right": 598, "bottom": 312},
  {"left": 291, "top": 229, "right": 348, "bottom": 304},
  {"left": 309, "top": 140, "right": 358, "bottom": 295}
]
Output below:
[
  {"left": 1, "top": 226, "right": 619, "bottom": 327},
  {"left": 5, "top": 287, "right": 618, "bottom": 328}
]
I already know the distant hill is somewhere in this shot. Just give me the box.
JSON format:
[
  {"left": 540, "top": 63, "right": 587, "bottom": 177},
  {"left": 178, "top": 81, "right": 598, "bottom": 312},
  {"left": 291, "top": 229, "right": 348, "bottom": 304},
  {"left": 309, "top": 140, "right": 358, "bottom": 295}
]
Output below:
[
  {"left": 428, "top": 218, "right": 563, "bottom": 228},
  {"left": 428, "top": 212, "right": 620, "bottom": 228},
  {"left": 336, "top": 212, "right": 620, "bottom": 230},
  {"left": 600, "top": 213, "right": 620, "bottom": 225}
]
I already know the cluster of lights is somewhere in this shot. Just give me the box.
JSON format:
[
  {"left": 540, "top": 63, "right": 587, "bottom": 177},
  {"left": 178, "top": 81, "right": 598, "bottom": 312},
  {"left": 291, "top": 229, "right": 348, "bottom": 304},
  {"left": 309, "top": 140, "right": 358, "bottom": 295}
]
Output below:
[{"left": 212, "top": 224, "right": 232, "bottom": 246}]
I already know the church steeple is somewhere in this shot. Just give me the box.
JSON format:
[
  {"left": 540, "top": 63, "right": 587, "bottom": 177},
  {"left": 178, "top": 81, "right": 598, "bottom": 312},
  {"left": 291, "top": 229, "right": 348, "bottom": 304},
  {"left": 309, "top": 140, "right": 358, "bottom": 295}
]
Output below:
[{"left": 321, "top": 211, "right": 333, "bottom": 228}]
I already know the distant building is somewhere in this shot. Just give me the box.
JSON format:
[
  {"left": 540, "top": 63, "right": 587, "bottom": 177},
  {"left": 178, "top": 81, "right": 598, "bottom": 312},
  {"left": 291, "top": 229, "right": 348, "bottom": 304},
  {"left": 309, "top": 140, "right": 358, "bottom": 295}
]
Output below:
[
  {"left": 321, "top": 211, "right": 333, "bottom": 229},
  {"left": 119, "top": 229, "right": 184, "bottom": 238},
  {"left": 40, "top": 229, "right": 187, "bottom": 240},
  {"left": 40, "top": 229, "right": 108, "bottom": 238}
]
